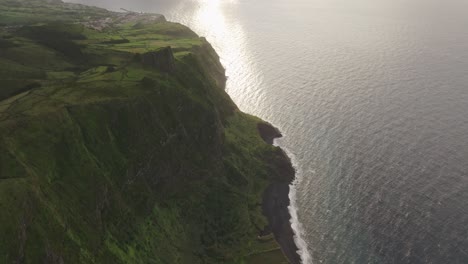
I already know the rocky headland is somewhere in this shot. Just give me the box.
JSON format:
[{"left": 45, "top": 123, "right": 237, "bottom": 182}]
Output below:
[{"left": 0, "top": 0, "right": 300, "bottom": 263}]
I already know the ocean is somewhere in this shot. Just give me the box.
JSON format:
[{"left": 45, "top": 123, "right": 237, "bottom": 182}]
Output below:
[{"left": 68, "top": 0, "right": 468, "bottom": 263}]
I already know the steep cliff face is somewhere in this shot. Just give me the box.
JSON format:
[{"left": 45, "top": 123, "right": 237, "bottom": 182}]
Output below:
[
  {"left": 141, "top": 47, "right": 176, "bottom": 72},
  {"left": 0, "top": 1, "right": 296, "bottom": 263}
]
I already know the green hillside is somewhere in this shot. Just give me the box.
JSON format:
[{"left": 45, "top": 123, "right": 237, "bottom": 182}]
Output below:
[{"left": 0, "top": 1, "right": 292, "bottom": 263}]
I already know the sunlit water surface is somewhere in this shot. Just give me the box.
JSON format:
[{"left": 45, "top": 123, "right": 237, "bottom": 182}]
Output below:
[{"left": 69, "top": 0, "right": 468, "bottom": 263}]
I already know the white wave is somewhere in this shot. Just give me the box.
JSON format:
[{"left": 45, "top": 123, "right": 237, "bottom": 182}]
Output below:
[{"left": 274, "top": 139, "right": 313, "bottom": 264}]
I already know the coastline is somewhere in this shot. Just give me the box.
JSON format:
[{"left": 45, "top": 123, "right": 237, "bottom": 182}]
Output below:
[
  {"left": 258, "top": 123, "right": 301, "bottom": 264},
  {"left": 0, "top": 1, "right": 303, "bottom": 262}
]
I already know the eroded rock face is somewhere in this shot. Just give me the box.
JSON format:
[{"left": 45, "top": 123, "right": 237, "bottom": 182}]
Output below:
[
  {"left": 257, "top": 122, "right": 282, "bottom": 145},
  {"left": 258, "top": 122, "right": 301, "bottom": 264},
  {"left": 141, "top": 46, "right": 175, "bottom": 73}
]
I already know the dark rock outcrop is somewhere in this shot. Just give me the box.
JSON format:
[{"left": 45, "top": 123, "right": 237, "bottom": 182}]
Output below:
[
  {"left": 257, "top": 122, "right": 282, "bottom": 145},
  {"left": 141, "top": 46, "right": 175, "bottom": 73},
  {"left": 259, "top": 123, "right": 301, "bottom": 264}
]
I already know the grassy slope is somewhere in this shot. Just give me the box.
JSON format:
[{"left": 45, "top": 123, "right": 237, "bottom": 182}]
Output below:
[{"left": 0, "top": 1, "right": 289, "bottom": 263}]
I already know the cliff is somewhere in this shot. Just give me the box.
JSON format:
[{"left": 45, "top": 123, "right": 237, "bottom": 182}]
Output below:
[{"left": 0, "top": 1, "right": 297, "bottom": 263}]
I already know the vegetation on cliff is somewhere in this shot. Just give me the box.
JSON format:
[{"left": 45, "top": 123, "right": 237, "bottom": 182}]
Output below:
[{"left": 0, "top": 0, "right": 292, "bottom": 263}]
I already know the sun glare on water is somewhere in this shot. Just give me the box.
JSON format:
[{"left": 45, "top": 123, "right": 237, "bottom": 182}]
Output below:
[{"left": 186, "top": 0, "right": 267, "bottom": 113}]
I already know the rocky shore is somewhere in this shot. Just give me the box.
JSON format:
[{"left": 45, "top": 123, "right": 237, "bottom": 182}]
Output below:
[{"left": 258, "top": 123, "right": 301, "bottom": 264}]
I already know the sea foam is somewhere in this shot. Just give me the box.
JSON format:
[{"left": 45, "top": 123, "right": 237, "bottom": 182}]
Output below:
[{"left": 274, "top": 140, "right": 313, "bottom": 264}]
